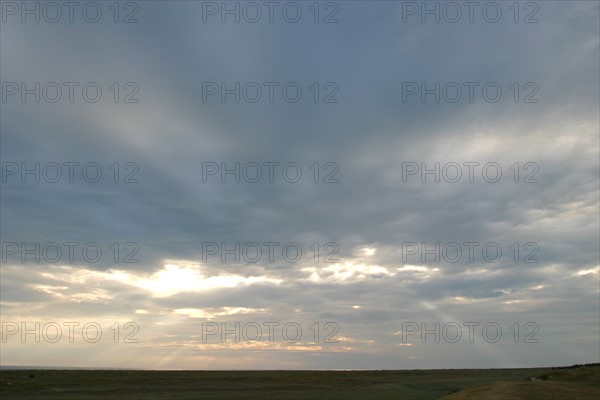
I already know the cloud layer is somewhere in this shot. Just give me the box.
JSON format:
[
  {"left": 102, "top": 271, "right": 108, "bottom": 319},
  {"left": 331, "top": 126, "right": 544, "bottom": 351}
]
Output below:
[{"left": 1, "top": 1, "right": 598, "bottom": 369}]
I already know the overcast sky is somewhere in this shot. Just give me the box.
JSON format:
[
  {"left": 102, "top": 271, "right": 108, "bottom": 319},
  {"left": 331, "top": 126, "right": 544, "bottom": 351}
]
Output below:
[{"left": 1, "top": 0, "right": 599, "bottom": 369}]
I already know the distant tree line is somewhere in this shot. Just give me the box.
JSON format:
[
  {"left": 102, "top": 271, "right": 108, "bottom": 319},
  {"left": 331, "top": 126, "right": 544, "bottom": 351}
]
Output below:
[{"left": 552, "top": 363, "right": 600, "bottom": 370}]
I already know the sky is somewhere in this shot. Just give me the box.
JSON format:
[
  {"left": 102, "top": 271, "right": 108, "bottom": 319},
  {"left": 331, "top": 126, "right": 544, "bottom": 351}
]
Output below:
[{"left": 0, "top": 0, "right": 599, "bottom": 370}]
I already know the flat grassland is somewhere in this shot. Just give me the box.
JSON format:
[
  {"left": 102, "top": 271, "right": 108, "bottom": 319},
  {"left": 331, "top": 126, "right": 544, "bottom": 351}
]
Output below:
[{"left": 0, "top": 365, "right": 598, "bottom": 399}]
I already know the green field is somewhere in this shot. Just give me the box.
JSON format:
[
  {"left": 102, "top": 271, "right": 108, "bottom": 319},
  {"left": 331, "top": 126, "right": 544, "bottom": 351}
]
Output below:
[{"left": 1, "top": 365, "right": 598, "bottom": 399}]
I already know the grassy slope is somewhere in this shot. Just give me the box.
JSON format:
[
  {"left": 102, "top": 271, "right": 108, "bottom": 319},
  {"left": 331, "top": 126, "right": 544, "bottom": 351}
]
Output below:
[
  {"left": 441, "top": 366, "right": 600, "bottom": 400},
  {"left": 0, "top": 366, "right": 598, "bottom": 400}
]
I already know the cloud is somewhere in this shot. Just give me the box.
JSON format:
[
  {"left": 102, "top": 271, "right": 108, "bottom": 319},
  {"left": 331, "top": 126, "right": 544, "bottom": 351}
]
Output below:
[{"left": 1, "top": 1, "right": 598, "bottom": 369}]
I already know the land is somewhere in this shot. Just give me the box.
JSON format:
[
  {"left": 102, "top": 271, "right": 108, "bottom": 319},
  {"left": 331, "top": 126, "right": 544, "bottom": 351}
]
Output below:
[{"left": 0, "top": 364, "right": 598, "bottom": 399}]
